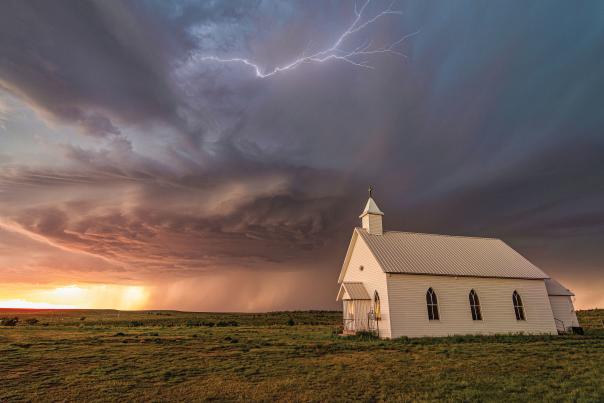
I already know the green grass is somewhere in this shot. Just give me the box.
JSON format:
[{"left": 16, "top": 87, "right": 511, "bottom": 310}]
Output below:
[{"left": 1, "top": 309, "right": 603, "bottom": 402}]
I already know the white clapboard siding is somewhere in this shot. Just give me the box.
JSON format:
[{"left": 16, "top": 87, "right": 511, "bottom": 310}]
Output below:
[
  {"left": 342, "top": 234, "right": 392, "bottom": 338},
  {"left": 549, "top": 295, "right": 580, "bottom": 329},
  {"left": 386, "top": 274, "right": 558, "bottom": 338},
  {"left": 361, "top": 214, "right": 383, "bottom": 235}
]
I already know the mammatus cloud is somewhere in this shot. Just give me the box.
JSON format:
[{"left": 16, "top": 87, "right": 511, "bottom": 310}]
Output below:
[
  {"left": 1, "top": 0, "right": 603, "bottom": 310},
  {"left": 0, "top": 144, "right": 357, "bottom": 277}
]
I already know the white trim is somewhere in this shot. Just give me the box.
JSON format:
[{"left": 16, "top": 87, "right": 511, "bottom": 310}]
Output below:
[{"left": 337, "top": 229, "right": 359, "bottom": 283}]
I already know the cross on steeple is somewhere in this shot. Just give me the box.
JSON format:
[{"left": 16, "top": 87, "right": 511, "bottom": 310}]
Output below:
[{"left": 368, "top": 185, "right": 373, "bottom": 198}]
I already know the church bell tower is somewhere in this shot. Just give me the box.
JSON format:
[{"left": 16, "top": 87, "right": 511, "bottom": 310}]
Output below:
[{"left": 360, "top": 186, "right": 384, "bottom": 235}]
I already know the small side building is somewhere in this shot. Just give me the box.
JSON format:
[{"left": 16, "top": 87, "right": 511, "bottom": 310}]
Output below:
[{"left": 545, "top": 278, "right": 580, "bottom": 333}]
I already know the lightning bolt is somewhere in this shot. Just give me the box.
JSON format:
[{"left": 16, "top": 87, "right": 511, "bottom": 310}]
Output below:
[{"left": 192, "top": 0, "right": 418, "bottom": 79}]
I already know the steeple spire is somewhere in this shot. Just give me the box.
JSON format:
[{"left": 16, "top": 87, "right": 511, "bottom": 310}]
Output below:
[{"left": 359, "top": 186, "right": 384, "bottom": 235}]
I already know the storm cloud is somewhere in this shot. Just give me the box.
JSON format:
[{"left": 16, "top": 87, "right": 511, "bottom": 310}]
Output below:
[{"left": 1, "top": 0, "right": 603, "bottom": 310}]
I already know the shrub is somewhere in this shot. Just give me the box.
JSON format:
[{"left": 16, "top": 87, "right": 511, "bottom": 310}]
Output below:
[
  {"left": 25, "top": 318, "right": 39, "bottom": 325},
  {"left": 216, "top": 321, "right": 239, "bottom": 327},
  {"left": 129, "top": 321, "right": 144, "bottom": 327},
  {"left": 0, "top": 317, "right": 19, "bottom": 326},
  {"left": 287, "top": 318, "right": 295, "bottom": 326},
  {"left": 331, "top": 326, "right": 344, "bottom": 336},
  {"left": 186, "top": 320, "right": 215, "bottom": 327},
  {"left": 80, "top": 317, "right": 86, "bottom": 321},
  {"left": 353, "top": 331, "right": 379, "bottom": 341}
]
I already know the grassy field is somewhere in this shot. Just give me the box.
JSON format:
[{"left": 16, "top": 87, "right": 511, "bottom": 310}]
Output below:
[{"left": 1, "top": 309, "right": 603, "bottom": 402}]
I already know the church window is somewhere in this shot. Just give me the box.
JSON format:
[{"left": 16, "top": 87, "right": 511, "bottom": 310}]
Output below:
[
  {"left": 374, "top": 291, "right": 381, "bottom": 320},
  {"left": 426, "top": 288, "right": 439, "bottom": 320},
  {"left": 469, "top": 289, "right": 482, "bottom": 320},
  {"left": 513, "top": 291, "right": 525, "bottom": 320}
]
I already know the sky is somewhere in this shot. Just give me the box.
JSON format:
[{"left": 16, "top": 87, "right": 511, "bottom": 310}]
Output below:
[{"left": 0, "top": 0, "right": 603, "bottom": 311}]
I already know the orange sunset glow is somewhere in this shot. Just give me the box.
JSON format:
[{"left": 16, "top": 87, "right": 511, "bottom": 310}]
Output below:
[{"left": 0, "top": 284, "right": 149, "bottom": 310}]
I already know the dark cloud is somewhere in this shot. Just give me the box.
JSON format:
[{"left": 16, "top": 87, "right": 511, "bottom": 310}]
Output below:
[{"left": 0, "top": 0, "right": 188, "bottom": 137}]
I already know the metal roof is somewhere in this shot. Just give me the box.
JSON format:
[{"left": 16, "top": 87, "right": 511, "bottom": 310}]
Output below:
[
  {"left": 545, "top": 278, "right": 575, "bottom": 296},
  {"left": 356, "top": 228, "right": 549, "bottom": 279},
  {"left": 359, "top": 197, "right": 384, "bottom": 218},
  {"left": 337, "top": 282, "right": 371, "bottom": 300}
]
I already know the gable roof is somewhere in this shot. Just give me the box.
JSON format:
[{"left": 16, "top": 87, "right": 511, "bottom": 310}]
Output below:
[
  {"left": 337, "top": 282, "right": 371, "bottom": 301},
  {"left": 359, "top": 197, "right": 384, "bottom": 218},
  {"left": 355, "top": 228, "right": 549, "bottom": 280},
  {"left": 545, "top": 278, "right": 575, "bottom": 296}
]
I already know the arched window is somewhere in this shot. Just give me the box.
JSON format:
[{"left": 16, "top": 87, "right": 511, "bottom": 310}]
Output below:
[
  {"left": 426, "top": 288, "right": 439, "bottom": 320},
  {"left": 513, "top": 291, "right": 525, "bottom": 320},
  {"left": 469, "top": 290, "right": 482, "bottom": 321},
  {"left": 374, "top": 291, "right": 381, "bottom": 320}
]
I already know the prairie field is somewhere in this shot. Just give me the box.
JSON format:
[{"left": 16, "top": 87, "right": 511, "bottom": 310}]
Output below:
[{"left": 1, "top": 309, "right": 603, "bottom": 402}]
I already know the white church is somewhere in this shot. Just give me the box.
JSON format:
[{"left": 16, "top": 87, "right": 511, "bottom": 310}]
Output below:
[{"left": 337, "top": 192, "right": 581, "bottom": 338}]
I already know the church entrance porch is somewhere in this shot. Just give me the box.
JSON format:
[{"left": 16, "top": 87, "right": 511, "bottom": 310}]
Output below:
[{"left": 343, "top": 299, "right": 372, "bottom": 334}]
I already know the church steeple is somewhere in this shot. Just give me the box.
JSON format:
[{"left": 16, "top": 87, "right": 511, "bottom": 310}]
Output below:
[{"left": 359, "top": 186, "right": 384, "bottom": 235}]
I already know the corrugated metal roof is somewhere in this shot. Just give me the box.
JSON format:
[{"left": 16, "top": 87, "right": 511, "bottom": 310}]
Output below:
[
  {"left": 340, "top": 282, "right": 371, "bottom": 300},
  {"left": 356, "top": 228, "right": 549, "bottom": 279},
  {"left": 545, "top": 278, "right": 575, "bottom": 296}
]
